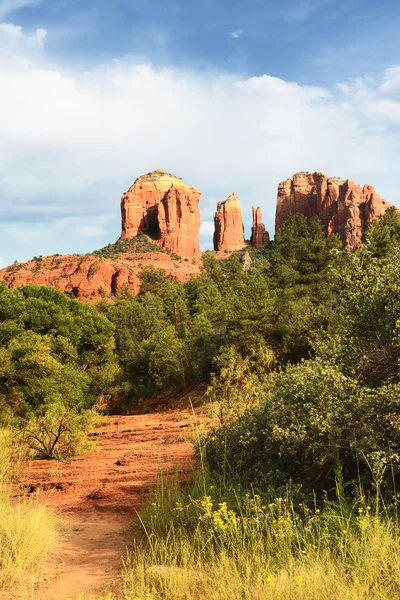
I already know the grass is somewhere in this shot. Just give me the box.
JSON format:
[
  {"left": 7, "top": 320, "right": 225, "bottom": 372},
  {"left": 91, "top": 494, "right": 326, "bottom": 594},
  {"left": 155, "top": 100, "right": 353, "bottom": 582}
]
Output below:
[
  {"left": 0, "top": 497, "right": 59, "bottom": 590},
  {"left": 0, "top": 427, "right": 60, "bottom": 593},
  {"left": 115, "top": 470, "right": 400, "bottom": 600}
]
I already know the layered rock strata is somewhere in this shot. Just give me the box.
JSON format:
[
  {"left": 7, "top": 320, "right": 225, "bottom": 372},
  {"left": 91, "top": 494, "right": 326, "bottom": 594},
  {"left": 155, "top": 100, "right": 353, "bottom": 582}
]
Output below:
[
  {"left": 213, "top": 193, "right": 245, "bottom": 252},
  {"left": 250, "top": 206, "right": 270, "bottom": 249},
  {"left": 0, "top": 252, "right": 201, "bottom": 302},
  {"left": 276, "top": 171, "right": 393, "bottom": 245},
  {"left": 121, "top": 169, "right": 201, "bottom": 260}
]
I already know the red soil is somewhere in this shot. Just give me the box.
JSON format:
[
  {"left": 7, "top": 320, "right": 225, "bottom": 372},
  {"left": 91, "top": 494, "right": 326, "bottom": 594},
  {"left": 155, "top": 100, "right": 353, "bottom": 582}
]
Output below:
[{"left": 9, "top": 407, "right": 208, "bottom": 600}]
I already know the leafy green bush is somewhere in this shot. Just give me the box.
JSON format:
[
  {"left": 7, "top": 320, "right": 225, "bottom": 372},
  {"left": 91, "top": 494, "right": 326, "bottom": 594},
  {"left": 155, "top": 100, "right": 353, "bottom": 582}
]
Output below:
[
  {"left": 205, "top": 344, "right": 274, "bottom": 423},
  {"left": 204, "top": 244, "right": 400, "bottom": 498},
  {"left": 204, "top": 358, "right": 400, "bottom": 496},
  {"left": 0, "top": 283, "right": 120, "bottom": 419}
]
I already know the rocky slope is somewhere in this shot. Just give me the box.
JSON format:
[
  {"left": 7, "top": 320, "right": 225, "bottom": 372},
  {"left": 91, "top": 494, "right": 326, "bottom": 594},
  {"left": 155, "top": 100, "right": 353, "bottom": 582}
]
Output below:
[
  {"left": 276, "top": 172, "right": 394, "bottom": 245},
  {"left": 0, "top": 236, "right": 201, "bottom": 301},
  {"left": 121, "top": 169, "right": 201, "bottom": 260}
]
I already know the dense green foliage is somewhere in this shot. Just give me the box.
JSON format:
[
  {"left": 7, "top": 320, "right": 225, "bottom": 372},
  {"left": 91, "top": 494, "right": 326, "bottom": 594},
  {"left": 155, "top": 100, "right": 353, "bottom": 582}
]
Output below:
[
  {"left": 0, "top": 284, "right": 119, "bottom": 457},
  {"left": 97, "top": 215, "right": 343, "bottom": 405},
  {"left": 204, "top": 214, "right": 400, "bottom": 498}
]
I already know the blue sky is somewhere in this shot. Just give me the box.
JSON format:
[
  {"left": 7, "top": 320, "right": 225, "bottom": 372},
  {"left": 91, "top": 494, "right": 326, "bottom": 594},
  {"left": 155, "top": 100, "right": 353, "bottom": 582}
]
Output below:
[
  {"left": 13, "top": 0, "right": 400, "bottom": 81},
  {"left": 1, "top": 0, "right": 400, "bottom": 266}
]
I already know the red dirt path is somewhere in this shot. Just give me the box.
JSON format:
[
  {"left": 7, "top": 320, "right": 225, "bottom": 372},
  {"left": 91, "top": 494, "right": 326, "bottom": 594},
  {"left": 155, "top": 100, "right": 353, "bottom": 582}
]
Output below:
[{"left": 8, "top": 407, "right": 207, "bottom": 600}]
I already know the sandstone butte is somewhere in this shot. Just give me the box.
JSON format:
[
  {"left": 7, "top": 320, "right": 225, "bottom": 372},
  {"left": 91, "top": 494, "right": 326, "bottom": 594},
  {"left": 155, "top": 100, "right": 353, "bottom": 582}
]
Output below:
[
  {"left": 121, "top": 169, "right": 201, "bottom": 260},
  {"left": 0, "top": 169, "right": 202, "bottom": 301},
  {"left": 276, "top": 171, "right": 395, "bottom": 246},
  {"left": 213, "top": 192, "right": 246, "bottom": 252}
]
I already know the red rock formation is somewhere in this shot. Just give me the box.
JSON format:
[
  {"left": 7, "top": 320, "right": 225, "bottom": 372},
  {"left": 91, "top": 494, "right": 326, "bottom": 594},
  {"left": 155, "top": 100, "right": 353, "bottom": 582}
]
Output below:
[
  {"left": 275, "top": 171, "right": 394, "bottom": 246},
  {"left": 0, "top": 169, "right": 203, "bottom": 301},
  {"left": 120, "top": 169, "right": 201, "bottom": 260},
  {"left": 0, "top": 248, "right": 201, "bottom": 302},
  {"left": 250, "top": 206, "right": 270, "bottom": 249},
  {"left": 213, "top": 193, "right": 245, "bottom": 252}
]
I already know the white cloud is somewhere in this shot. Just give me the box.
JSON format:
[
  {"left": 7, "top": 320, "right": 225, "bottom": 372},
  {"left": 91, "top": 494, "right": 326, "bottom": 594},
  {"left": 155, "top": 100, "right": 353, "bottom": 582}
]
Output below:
[
  {"left": 200, "top": 222, "right": 215, "bottom": 236},
  {"left": 0, "top": 0, "right": 40, "bottom": 19},
  {"left": 2, "top": 22, "right": 400, "bottom": 266},
  {"left": 0, "top": 22, "right": 46, "bottom": 61},
  {"left": 230, "top": 28, "right": 243, "bottom": 39},
  {"left": 0, "top": 256, "right": 5, "bottom": 269},
  {"left": 79, "top": 225, "right": 108, "bottom": 238}
]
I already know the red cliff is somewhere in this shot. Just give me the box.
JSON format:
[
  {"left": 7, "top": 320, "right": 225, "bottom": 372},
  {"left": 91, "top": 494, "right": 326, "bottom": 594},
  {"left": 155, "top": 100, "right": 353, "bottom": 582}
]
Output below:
[
  {"left": 121, "top": 169, "right": 201, "bottom": 260},
  {"left": 0, "top": 245, "right": 201, "bottom": 302},
  {"left": 213, "top": 193, "right": 245, "bottom": 252},
  {"left": 250, "top": 206, "right": 270, "bottom": 249},
  {"left": 275, "top": 171, "right": 394, "bottom": 246}
]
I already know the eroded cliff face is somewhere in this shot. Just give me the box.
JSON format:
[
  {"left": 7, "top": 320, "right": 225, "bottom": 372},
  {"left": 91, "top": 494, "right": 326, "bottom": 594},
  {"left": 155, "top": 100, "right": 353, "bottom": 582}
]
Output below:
[
  {"left": 276, "top": 172, "right": 393, "bottom": 245},
  {"left": 213, "top": 193, "right": 245, "bottom": 252},
  {"left": 250, "top": 206, "right": 270, "bottom": 249},
  {"left": 0, "top": 248, "right": 201, "bottom": 302},
  {"left": 120, "top": 169, "right": 201, "bottom": 260}
]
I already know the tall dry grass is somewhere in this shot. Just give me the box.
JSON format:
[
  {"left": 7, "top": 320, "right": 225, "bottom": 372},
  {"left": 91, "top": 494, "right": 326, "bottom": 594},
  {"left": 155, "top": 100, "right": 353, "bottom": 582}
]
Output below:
[{"left": 0, "top": 427, "right": 59, "bottom": 593}]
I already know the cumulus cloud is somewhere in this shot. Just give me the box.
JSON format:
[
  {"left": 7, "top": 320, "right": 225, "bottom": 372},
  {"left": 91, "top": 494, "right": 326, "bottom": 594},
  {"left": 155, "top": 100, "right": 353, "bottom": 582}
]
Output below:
[
  {"left": 1, "top": 21, "right": 400, "bottom": 266},
  {"left": 200, "top": 222, "right": 215, "bottom": 237},
  {"left": 0, "top": 0, "right": 40, "bottom": 18},
  {"left": 0, "top": 22, "right": 46, "bottom": 62},
  {"left": 230, "top": 28, "right": 243, "bottom": 39}
]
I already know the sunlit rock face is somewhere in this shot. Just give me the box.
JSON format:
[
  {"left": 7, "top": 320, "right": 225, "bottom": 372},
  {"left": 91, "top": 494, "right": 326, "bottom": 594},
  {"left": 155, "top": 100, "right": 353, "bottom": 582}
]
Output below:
[
  {"left": 213, "top": 192, "right": 245, "bottom": 252},
  {"left": 276, "top": 171, "right": 394, "bottom": 246},
  {"left": 120, "top": 169, "right": 201, "bottom": 260}
]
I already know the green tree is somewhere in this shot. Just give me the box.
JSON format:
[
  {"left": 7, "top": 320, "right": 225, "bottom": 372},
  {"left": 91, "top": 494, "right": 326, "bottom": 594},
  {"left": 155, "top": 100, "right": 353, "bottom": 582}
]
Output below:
[
  {"left": 148, "top": 326, "right": 188, "bottom": 390},
  {"left": 365, "top": 206, "right": 400, "bottom": 259}
]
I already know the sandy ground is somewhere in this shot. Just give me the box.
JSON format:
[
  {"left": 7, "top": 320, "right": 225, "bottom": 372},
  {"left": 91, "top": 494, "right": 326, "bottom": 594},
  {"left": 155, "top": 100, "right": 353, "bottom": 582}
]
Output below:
[{"left": 6, "top": 407, "right": 207, "bottom": 600}]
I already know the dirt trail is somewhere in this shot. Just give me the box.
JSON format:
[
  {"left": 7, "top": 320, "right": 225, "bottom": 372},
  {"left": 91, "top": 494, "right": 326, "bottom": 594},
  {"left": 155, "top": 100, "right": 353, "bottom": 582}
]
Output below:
[{"left": 10, "top": 407, "right": 206, "bottom": 600}]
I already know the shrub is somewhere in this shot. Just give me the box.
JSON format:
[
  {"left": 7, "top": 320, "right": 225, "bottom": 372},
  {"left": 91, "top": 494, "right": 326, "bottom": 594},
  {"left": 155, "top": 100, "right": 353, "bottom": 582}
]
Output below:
[
  {"left": 23, "top": 405, "right": 96, "bottom": 460},
  {"left": 203, "top": 359, "right": 400, "bottom": 497}
]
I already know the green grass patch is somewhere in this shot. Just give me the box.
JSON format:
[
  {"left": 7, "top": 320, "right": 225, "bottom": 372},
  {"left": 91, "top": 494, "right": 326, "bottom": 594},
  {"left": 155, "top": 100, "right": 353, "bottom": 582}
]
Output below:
[{"left": 118, "top": 471, "right": 400, "bottom": 600}]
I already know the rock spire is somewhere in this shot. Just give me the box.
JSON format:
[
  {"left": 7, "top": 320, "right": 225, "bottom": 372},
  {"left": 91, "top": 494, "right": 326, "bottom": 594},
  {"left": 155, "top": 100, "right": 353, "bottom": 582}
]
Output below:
[
  {"left": 250, "top": 206, "right": 270, "bottom": 249},
  {"left": 213, "top": 192, "right": 245, "bottom": 252}
]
